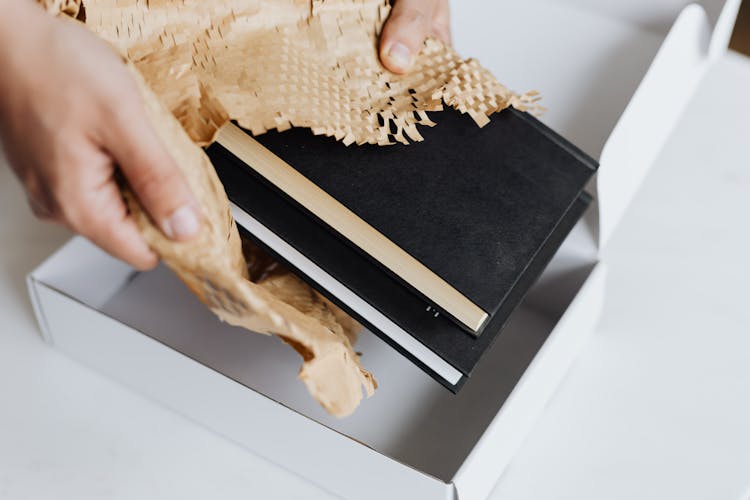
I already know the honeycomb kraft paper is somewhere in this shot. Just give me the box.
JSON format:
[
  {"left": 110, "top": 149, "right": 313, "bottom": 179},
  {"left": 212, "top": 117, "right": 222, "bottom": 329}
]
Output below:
[{"left": 39, "top": 0, "right": 539, "bottom": 417}]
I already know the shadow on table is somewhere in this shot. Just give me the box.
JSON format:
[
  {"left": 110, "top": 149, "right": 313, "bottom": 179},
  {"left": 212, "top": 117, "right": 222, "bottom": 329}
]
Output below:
[{"left": 0, "top": 165, "right": 70, "bottom": 333}]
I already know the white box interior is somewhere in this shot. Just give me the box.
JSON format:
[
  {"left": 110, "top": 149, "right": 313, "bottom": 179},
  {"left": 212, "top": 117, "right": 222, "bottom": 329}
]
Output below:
[
  {"left": 28, "top": 0, "right": 739, "bottom": 497},
  {"left": 35, "top": 224, "right": 596, "bottom": 483}
]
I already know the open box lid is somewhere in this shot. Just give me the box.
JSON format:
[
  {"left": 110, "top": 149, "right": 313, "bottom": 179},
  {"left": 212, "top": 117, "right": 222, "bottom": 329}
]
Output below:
[
  {"left": 449, "top": 1, "right": 741, "bottom": 498},
  {"left": 454, "top": 0, "right": 741, "bottom": 254}
]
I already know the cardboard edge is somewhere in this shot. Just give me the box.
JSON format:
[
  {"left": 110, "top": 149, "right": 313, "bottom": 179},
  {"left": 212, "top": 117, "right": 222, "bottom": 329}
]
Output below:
[
  {"left": 25, "top": 238, "right": 86, "bottom": 345},
  {"left": 710, "top": 0, "right": 744, "bottom": 58},
  {"left": 26, "top": 273, "right": 53, "bottom": 345},
  {"left": 596, "top": 3, "right": 713, "bottom": 249},
  {"left": 451, "top": 263, "right": 607, "bottom": 500}
]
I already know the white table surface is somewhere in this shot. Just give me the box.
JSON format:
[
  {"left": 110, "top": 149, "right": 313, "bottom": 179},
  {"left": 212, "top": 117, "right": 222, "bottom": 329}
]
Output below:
[{"left": 2, "top": 48, "right": 750, "bottom": 500}]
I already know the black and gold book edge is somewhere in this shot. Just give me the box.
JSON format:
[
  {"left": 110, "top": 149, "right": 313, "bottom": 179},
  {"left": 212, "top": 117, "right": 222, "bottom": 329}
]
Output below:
[{"left": 216, "top": 123, "right": 489, "bottom": 335}]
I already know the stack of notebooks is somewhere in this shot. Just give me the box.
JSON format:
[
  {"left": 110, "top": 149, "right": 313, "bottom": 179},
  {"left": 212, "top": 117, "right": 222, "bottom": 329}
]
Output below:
[{"left": 206, "top": 108, "right": 598, "bottom": 391}]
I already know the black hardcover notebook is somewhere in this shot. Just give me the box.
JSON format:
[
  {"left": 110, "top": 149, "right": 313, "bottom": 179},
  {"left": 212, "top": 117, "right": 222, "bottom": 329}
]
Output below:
[{"left": 206, "top": 108, "right": 598, "bottom": 390}]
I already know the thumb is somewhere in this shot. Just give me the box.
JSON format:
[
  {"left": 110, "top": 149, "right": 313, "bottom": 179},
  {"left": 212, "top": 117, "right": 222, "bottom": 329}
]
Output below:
[
  {"left": 379, "top": 0, "right": 436, "bottom": 74},
  {"left": 105, "top": 97, "right": 202, "bottom": 242}
]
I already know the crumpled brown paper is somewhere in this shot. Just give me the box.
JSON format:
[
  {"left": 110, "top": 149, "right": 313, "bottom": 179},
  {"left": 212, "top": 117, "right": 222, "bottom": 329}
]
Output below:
[
  {"left": 126, "top": 64, "right": 377, "bottom": 418},
  {"left": 45, "top": 0, "right": 540, "bottom": 146},
  {"left": 37, "top": 0, "right": 537, "bottom": 416}
]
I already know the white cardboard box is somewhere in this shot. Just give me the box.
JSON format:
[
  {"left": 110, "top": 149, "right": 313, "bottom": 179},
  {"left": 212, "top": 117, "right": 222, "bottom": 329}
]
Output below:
[{"left": 27, "top": 1, "right": 741, "bottom": 499}]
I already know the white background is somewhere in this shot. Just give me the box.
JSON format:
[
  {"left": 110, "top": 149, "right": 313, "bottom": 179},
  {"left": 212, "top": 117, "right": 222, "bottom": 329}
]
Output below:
[{"left": 2, "top": 8, "right": 750, "bottom": 500}]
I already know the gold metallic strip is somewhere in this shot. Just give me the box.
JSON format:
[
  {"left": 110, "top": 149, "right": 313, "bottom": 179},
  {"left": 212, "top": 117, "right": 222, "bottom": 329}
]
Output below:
[{"left": 216, "top": 123, "right": 488, "bottom": 334}]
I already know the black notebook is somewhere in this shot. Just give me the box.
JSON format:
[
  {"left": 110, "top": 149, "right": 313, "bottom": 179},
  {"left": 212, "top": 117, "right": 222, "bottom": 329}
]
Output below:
[{"left": 206, "top": 108, "right": 598, "bottom": 390}]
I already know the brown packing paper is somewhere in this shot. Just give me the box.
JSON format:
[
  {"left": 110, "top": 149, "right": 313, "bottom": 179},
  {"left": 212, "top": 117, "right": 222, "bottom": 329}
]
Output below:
[
  {"left": 36, "top": 0, "right": 538, "bottom": 416},
  {"left": 38, "top": 0, "right": 81, "bottom": 17},
  {"left": 38, "top": 1, "right": 377, "bottom": 418},
  {"left": 59, "top": 0, "right": 540, "bottom": 146},
  {"left": 126, "top": 63, "right": 377, "bottom": 418}
]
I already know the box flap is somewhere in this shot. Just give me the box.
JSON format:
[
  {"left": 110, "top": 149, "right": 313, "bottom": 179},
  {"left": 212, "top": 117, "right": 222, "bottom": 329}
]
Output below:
[
  {"left": 596, "top": 0, "right": 741, "bottom": 249},
  {"left": 451, "top": 264, "right": 607, "bottom": 500},
  {"left": 709, "top": 0, "right": 743, "bottom": 57}
]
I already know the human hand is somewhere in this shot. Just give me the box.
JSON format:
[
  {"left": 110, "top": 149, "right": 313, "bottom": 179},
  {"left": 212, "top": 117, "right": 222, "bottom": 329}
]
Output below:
[
  {"left": 379, "top": 0, "right": 451, "bottom": 74},
  {"left": 0, "top": 1, "right": 201, "bottom": 270}
]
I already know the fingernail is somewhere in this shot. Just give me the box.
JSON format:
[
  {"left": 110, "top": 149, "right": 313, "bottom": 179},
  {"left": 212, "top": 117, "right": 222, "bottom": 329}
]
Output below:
[
  {"left": 386, "top": 42, "right": 413, "bottom": 72},
  {"left": 163, "top": 204, "right": 201, "bottom": 240}
]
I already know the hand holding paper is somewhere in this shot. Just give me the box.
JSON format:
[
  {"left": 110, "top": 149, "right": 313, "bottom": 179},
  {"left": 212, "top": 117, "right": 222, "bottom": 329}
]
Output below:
[
  {"left": 4, "top": 0, "right": 538, "bottom": 416},
  {"left": 0, "top": 0, "right": 202, "bottom": 271}
]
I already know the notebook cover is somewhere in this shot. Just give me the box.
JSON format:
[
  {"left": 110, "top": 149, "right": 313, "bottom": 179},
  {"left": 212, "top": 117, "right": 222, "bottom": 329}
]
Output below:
[
  {"left": 240, "top": 108, "right": 595, "bottom": 330},
  {"left": 206, "top": 108, "right": 598, "bottom": 388}
]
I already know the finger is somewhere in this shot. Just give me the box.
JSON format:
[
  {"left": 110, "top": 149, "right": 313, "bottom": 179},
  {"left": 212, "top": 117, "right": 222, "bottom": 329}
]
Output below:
[
  {"left": 104, "top": 93, "right": 202, "bottom": 242},
  {"left": 63, "top": 172, "right": 159, "bottom": 271},
  {"left": 18, "top": 171, "right": 57, "bottom": 220},
  {"left": 28, "top": 195, "right": 54, "bottom": 220},
  {"left": 380, "top": 0, "right": 438, "bottom": 74},
  {"left": 431, "top": 0, "right": 452, "bottom": 46}
]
